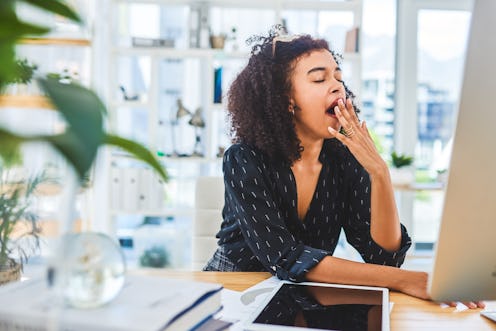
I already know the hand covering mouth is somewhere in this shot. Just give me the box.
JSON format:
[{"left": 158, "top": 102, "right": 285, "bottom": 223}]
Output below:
[{"left": 326, "top": 100, "right": 340, "bottom": 115}]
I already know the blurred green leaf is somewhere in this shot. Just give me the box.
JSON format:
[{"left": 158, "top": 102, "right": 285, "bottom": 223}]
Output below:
[
  {"left": 37, "top": 77, "right": 106, "bottom": 180},
  {"left": 105, "top": 135, "right": 168, "bottom": 182},
  {"left": 0, "top": 14, "right": 50, "bottom": 39},
  {"left": 0, "top": 8, "right": 47, "bottom": 88},
  {"left": 0, "top": 129, "right": 94, "bottom": 181},
  {"left": 19, "top": 0, "right": 81, "bottom": 23},
  {"left": 43, "top": 132, "right": 97, "bottom": 181},
  {"left": 0, "top": 130, "right": 23, "bottom": 167}
]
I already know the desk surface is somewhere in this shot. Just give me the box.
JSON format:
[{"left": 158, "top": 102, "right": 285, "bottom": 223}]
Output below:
[{"left": 133, "top": 269, "right": 496, "bottom": 331}]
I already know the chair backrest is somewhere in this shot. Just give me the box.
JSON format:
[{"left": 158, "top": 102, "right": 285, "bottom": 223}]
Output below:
[{"left": 191, "top": 176, "right": 224, "bottom": 270}]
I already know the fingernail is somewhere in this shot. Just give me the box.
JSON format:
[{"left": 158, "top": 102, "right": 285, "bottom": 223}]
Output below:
[
  {"left": 334, "top": 106, "right": 340, "bottom": 114},
  {"left": 338, "top": 99, "right": 344, "bottom": 105},
  {"left": 328, "top": 126, "right": 336, "bottom": 133},
  {"left": 469, "top": 303, "right": 476, "bottom": 308}
]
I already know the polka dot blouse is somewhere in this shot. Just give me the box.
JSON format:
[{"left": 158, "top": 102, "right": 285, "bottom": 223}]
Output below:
[{"left": 204, "top": 139, "right": 412, "bottom": 282}]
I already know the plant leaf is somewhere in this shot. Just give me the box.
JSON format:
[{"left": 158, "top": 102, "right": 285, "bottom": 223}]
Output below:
[
  {"left": 0, "top": 129, "right": 23, "bottom": 165},
  {"left": 43, "top": 132, "right": 96, "bottom": 181},
  {"left": 0, "top": 128, "right": 93, "bottom": 181},
  {"left": 105, "top": 134, "right": 168, "bottom": 182},
  {"left": 0, "top": 14, "right": 48, "bottom": 87},
  {"left": 37, "top": 78, "right": 106, "bottom": 180},
  {"left": 0, "top": 14, "right": 50, "bottom": 39},
  {"left": 18, "top": 0, "right": 81, "bottom": 23}
]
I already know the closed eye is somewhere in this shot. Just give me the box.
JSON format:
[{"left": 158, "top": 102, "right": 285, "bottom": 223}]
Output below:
[{"left": 335, "top": 68, "right": 343, "bottom": 83}]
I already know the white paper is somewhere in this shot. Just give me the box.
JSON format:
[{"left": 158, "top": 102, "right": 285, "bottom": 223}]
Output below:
[{"left": 217, "top": 277, "right": 281, "bottom": 330}]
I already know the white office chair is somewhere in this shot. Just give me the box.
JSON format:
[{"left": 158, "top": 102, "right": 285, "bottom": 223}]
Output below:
[{"left": 192, "top": 176, "right": 224, "bottom": 270}]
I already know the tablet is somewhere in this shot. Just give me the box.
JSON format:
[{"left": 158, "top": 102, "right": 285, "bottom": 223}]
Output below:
[{"left": 244, "top": 281, "right": 389, "bottom": 331}]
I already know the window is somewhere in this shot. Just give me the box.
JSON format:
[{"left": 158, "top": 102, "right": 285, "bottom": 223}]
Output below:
[
  {"left": 395, "top": 0, "right": 473, "bottom": 250},
  {"left": 361, "top": 0, "right": 396, "bottom": 154}
]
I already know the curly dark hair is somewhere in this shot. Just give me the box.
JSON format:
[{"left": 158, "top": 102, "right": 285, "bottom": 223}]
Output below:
[{"left": 227, "top": 26, "right": 358, "bottom": 165}]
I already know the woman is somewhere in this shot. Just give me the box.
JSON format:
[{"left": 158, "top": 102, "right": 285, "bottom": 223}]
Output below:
[{"left": 204, "top": 28, "right": 483, "bottom": 308}]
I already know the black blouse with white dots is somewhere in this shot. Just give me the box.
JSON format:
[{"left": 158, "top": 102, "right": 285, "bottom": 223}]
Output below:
[{"left": 205, "top": 139, "right": 412, "bottom": 282}]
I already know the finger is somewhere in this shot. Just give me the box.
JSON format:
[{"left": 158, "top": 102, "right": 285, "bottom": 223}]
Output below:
[
  {"left": 462, "top": 302, "right": 477, "bottom": 309},
  {"left": 328, "top": 126, "right": 352, "bottom": 143},
  {"left": 334, "top": 103, "right": 360, "bottom": 139},
  {"left": 334, "top": 108, "right": 355, "bottom": 138},
  {"left": 476, "top": 301, "right": 486, "bottom": 309},
  {"left": 362, "top": 120, "right": 371, "bottom": 136},
  {"left": 336, "top": 99, "right": 354, "bottom": 125},
  {"left": 360, "top": 121, "right": 375, "bottom": 147},
  {"left": 446, "top": 301, "right": 457, "bottom": 307},
  {"left": 334, "top": 102, "right": 351, "bottom": 129},
  {"left": 345, "top": 98, "right": 361, "bottom": 125}
]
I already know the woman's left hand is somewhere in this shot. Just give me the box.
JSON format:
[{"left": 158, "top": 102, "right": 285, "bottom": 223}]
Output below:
[
  {"left": 327, "top": 98, "right": 386, "bottom": 177},
  {"left": 444, "top": 301, "right": 486, "bottom": 309}
]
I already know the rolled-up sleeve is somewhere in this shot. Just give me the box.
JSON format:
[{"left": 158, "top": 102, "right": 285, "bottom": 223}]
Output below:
[
  {"left": 223, "top": 146, "right": 329, "bottom": 281},
  {"left": 341, "top": 157, "right": 412, "bottom": 267}
]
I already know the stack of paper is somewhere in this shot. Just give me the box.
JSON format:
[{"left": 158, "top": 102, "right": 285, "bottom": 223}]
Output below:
[{"left": 0, "top": 275, "right": 222, "bottom": 331}]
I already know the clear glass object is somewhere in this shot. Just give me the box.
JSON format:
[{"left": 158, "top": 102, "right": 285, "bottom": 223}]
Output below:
[{"left": 57, "top": 232, "right": 126, "bottom": 309}]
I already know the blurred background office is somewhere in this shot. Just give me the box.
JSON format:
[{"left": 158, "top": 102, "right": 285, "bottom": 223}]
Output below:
[{"left": 2, "top": 0, "right": 473, "bottom": 270}]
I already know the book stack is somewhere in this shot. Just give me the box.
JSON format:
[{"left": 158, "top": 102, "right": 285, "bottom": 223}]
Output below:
[
  {"left": 132, "top": 37, "right": 175, "bottom": 48},
  {"left": 0, "top": 275, "right": 222, "bottom": 331},
  {"left": 344, "top": 27, "right": 360, "bottom": 53}
]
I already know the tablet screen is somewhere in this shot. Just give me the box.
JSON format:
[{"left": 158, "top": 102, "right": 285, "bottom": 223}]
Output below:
[{"left": 249, "top": 283, "right": 386, "bottom": 331}]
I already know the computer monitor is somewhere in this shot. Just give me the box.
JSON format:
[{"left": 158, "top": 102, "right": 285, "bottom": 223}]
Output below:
[{"left": 428, "top": 0, "right": 496, "bottom": 302}]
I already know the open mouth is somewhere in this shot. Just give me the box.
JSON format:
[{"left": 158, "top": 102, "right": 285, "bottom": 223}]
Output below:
[{"left": 326, "top": 100, "right": 339, "bottom": 116}]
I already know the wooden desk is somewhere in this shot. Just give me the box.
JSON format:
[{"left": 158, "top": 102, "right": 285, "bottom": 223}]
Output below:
[
  {"left": 133, "top": 269, "right": 496, "bottom": 330},
  {"left": 393, "top": 182, "right": 445, "bottom": 192}
]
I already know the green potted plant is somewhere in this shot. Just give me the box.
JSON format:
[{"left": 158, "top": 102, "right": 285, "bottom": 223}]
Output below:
[
  {"left": 0, "top": 58, "right": 39, "bottom": 95},
  {"left": 139, "top": 246, "right": 170, "bottom": 268},
  {"left": 0, "top": 154, "right": 49, "bottom": 284},
  {"left": 389, "top": 151, "right": 415, "bottom": 186},
  {"left": 391, "top": 151, "right": 413, "bottom": 168},
  {"left": 0, "top": 59, "right": 38, "bottom": 95},
  {"left": 0, "top": 0, "right": 168, "bottom": 290}
]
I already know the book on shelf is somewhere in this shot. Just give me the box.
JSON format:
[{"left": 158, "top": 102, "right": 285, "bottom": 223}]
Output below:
[
  {"left": 344, "top": 26, "right": 360, "bottom": 53},
  {"left": 0, "top": 274, "right": 223, "bottom": 331},
  {"left": 132, "top": 37, "right": 175, "bottom": 48}
]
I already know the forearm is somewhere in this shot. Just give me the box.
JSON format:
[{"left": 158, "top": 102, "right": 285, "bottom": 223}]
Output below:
[
  {"left": 369, "top": 162, "right": 402, "bottom": 251},
  {"left": 306, "top": 256, "right": 430, "bottom": 300},
  {"left": 306, "top": 255, "right": 407, "bottom": 290}
]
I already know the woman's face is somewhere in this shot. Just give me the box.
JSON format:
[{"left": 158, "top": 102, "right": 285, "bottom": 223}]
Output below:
[{"left": 289, "top": 49, "right": 346, "bottom": 142}]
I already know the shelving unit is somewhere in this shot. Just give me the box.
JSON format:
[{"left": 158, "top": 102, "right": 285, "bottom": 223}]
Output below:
[
  {"left": 104, "top": 0, "right": 363, "bottom": 269},
  {"left": 0, "top": 0, "right": 98, "bottom": 242}
]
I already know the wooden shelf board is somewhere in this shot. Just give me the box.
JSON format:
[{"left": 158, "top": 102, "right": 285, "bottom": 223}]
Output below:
[
  {"left": 11, "top": 219, "right": 83, "bottom": 238},
  {"left": 19, "top": 37, "right": 91, "bottom": 47},
  {"left": 0, "top": 95, "right": 55, "bottom": 110}
]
